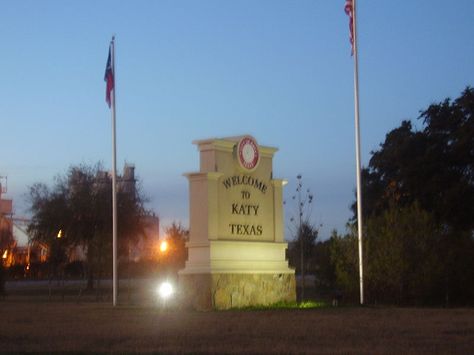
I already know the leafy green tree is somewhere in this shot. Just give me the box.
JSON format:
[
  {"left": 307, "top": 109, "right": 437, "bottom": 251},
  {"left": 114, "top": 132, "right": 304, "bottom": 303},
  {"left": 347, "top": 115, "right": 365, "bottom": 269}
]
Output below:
[
  {"left": 328, "top": 228, "right": 359, "bottom": 302},
  {"left": 365, "top": 203, "right": 442, "bottom": 305}
]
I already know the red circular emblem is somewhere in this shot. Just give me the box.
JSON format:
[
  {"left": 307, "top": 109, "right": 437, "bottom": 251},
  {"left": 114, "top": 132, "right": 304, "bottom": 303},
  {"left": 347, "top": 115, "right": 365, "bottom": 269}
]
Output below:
[{"left": 237, "top": 136, "right": 260, "bottom": 171}]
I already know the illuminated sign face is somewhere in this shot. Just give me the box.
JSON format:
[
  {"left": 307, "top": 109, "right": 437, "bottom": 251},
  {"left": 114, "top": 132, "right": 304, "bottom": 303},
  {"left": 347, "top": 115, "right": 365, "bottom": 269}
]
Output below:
[
  {"left": 237, "top": 136, "right": 260, "bottom": 172},
  {"left": 218, "top": 137, "right": 273, "bottom": 242}
]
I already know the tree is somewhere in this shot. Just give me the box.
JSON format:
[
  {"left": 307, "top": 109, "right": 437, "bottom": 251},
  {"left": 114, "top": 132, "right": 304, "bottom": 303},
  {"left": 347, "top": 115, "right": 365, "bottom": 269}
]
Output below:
[
  {"left": 313, "top": 231, "right": 338, "bottom": 297},
  {"left": 359, "top": 87, "right": 474, "bottom": 232},
  {"left": 28, "top": 163, "right": 151, "bottom": 290},
  {"left": 286, "top": 174, "right": 319, "bottom": 301},
  {"left": 328, "top": 228, "right": 360, "bottom": 302},
  {"left": 347, "top": 87, "right": 474, "bottom": 305},
  {"left": 365, "top": 203, "right": 442, "bottom": 305}
]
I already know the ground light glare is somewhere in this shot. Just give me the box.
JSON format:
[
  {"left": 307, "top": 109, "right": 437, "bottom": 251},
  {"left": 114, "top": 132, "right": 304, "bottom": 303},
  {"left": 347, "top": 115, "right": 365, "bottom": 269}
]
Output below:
[{"left": 157, "top": 281, "right": 174, "bottom": 300}]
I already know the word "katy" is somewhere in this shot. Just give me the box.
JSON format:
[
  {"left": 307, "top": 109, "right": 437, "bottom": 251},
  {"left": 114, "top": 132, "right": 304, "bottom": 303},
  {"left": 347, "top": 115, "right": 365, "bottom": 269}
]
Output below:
[{"left": 232, "top": 203, "right": 259, "bottom": 216}]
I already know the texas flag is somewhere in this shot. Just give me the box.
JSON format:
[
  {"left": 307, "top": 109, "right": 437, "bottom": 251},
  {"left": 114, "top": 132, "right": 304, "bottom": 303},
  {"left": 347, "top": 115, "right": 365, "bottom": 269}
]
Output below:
[{"left": 104, "top": 45, "right": 114, "bottom": 108}]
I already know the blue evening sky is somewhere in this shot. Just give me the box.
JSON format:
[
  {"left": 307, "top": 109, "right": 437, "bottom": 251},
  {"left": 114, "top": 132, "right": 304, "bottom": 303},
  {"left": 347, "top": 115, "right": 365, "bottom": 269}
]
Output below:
[{"left": 1, "top": 1, "right": 473, "bottom": 239}]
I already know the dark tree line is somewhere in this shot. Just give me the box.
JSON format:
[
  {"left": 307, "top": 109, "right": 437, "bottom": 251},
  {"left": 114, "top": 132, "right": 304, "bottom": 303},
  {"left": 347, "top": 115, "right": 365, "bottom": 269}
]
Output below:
[
  {"left": 312, "top": 87, "right": 474, "bottom": 305},
  {"left": 361, "top": 87, "right": 474, "bottom": 231}
]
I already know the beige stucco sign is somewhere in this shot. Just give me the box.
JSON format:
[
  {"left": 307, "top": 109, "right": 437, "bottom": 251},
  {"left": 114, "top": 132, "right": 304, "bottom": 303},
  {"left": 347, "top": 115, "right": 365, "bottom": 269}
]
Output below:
[{"left": 179, "top": 135, "right": 296, "bottom": 310}]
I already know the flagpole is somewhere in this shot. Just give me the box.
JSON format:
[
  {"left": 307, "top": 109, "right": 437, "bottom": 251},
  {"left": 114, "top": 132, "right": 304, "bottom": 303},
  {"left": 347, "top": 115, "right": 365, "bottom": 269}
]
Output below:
[
  {"left": 352, "top": 0, "right": 364, "bottom": 305},
  {"left": 110, "top": 36, "right": 118, "bottom": 307}
]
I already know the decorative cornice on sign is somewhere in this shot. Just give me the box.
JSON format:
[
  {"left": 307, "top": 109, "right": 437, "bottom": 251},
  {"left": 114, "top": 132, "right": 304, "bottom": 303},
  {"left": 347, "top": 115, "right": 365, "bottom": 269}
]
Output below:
[
  {"left": 193, "top": 135, "right": 278, "bottom": 157},
  {"left": 194, "top": 139, "right": 235, "bottom": 153},
  {"left": 183, "top": 172, "right": 224, "bottom": 181}
]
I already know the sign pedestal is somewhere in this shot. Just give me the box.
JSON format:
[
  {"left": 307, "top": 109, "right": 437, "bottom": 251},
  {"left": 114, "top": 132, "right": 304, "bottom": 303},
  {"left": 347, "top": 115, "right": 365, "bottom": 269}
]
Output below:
[{"left": 179, "top": 136, "right": 295, "bottom": 310}]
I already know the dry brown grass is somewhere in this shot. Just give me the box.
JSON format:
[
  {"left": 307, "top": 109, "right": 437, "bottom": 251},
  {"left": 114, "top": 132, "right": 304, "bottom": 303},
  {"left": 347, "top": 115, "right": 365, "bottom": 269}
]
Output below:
[{"left": 0, "top": 299, "right": 473, "bottom": 354}]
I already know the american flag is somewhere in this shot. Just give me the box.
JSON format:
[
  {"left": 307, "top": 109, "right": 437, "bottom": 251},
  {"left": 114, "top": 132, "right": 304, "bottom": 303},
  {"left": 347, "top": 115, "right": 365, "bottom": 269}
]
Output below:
[
  {"left": 344, "top": 0, "right": 354, "bottom": 55},
  {"left": 104, "top": 45, "right": 114, "bottom": 108}
]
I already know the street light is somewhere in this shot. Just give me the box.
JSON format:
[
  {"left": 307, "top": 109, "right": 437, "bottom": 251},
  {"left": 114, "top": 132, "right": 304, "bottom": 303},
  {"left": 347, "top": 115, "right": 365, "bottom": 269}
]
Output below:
[{"left": 159, "top": 240, "right": 168, "bottom": 253}]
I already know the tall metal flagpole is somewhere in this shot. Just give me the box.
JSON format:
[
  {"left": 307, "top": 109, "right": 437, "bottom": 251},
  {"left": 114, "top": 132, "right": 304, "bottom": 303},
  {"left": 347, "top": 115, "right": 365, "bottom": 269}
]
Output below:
[
  {"left": 110, "top": 36, "right": 118, "bottom": 307},
  {"left": 351, "top": 0, "right": 364, "bottom": 305},
  {"left": 345, "top": 0, "right": 364, "bottom": 305}
]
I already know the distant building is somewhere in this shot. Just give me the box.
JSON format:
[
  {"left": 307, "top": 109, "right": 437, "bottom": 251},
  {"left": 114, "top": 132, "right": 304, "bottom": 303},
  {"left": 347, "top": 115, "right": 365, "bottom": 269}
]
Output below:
[
  {"left": 11, "top": 217, "right": 48, "bottom": 266},
  {"left": 1, "top": 177, "right": 48, "bottom": 269},
  {"left": 104, "top": 164, "right": 160, "bottom": 262},
  {"left": 0, "top": 179, "right": 14, "bottom": 267}
]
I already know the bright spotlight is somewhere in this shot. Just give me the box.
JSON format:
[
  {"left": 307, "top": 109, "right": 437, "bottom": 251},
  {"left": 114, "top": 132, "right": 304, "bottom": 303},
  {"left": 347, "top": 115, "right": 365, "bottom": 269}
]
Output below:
[{"left": 157, "top": 281, "right": 173, "bottom": 300}]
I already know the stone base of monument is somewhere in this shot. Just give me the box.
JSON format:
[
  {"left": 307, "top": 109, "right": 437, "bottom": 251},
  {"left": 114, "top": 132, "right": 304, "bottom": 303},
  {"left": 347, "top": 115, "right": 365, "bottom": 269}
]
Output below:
[
  {"left": 179, "top": 272, "right": 296, "bottom": 310},
  {"left": 178, "top": 240, "right": 296, "bottom": 310}
]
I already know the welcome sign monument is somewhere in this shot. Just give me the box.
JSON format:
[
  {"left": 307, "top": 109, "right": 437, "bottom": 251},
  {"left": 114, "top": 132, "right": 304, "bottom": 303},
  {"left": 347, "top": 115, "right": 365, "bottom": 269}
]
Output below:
[{"left": 179, "top": 135, "right": 296, "bottom": 310}]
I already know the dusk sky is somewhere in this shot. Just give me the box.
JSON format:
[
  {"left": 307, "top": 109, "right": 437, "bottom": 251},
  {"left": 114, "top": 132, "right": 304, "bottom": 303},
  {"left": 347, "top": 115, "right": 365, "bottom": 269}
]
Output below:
[{"left": 1, "top": 0, "right": 473, "bottom": 239}]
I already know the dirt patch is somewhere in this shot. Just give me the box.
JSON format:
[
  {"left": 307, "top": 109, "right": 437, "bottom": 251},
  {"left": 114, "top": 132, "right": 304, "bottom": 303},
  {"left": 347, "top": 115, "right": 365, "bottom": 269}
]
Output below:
[{"left": 0, "top": 299, "right": 473, "bottom": 353}]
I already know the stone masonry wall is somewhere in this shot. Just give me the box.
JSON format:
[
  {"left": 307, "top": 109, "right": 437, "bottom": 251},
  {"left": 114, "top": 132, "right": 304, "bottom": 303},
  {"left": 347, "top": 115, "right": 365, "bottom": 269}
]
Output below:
[{"left": 179, "top": 273, "right": 296, "bottom": 310}]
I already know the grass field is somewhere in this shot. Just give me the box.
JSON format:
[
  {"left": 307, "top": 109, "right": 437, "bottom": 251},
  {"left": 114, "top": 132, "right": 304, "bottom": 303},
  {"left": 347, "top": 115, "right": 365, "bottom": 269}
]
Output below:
[{"left": 1, "top": 298, "right": 473, "bottom": 353}]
